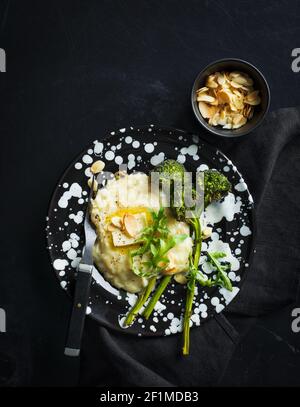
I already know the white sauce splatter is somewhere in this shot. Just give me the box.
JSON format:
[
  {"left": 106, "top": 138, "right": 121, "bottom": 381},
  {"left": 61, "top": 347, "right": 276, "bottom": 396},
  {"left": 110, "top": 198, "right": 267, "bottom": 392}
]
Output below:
[
  {"left": 94, "top": 141, "right": 104, "bottom": 155},
  {"left": 150, "top": 152, "right": 165, "bottom": 166},
  {"left": 197, "top": 164, "right": 209, "bottom": 172},
  {"left": 58, "top": 183, "right": 82, "bottom": 209},
  {"left": 82, "top": 154, "right": 93, "bottom": 164},
  {"left": 205, "top": 193, "right": 242, "bottom": 224},
  {"left": 240, "top": 225, "right": 252, "bottom": 236},
  {"left": 154, "top": 300, "right": 166, "bottom": 314},
  {"left": 115, "top": 156, "right": 123, "bottom": 165},
  {"left": 219, "top": 286, "right": 240, "bottom": 304},
  {"left": 85, "top": 167, "right": 92, "bottom": 177},
  {"left": 132, "top": 141, "right": 140, "bottom": 148},
  {"left": 105, "top": 150, "right": 115, "bottom": 161},
  {"left": 177, "top": 154, "right": 186, "bottom": 163},
  {"left": 53, "top": 259, "right": 69, "bottom": 271},
  {"left": 180, "top": 144, "right": 198, "bottom": 156},
  {"left": 144, "top": 143, "right": 154, "bottom": 153},
  {"left": 62, "top": 241, "right": 71, "bottom": 252},
  {"left": 75, "top": 162, "right": 82, "bottom": 170},
  {"left": 60, "top": 281, "right": 67, "bottom": 289},
  {"left": 66, "top": 248, "right": 77, "bottom": 260},
  {"left": 69, "top": 210, "right": 84, "bottom": 224},
  {"left": 235, "top": 178, "right": 247, "bottom": 192}
]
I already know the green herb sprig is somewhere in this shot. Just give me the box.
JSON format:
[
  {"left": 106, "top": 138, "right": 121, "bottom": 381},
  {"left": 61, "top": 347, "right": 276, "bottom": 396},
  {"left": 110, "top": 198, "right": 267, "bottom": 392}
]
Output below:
[
  {"left": 130, "top": 208, "right": 187, "bottom": 278},
  {"left": 206, "top": 252, "right": 233, "bottom": 291}
]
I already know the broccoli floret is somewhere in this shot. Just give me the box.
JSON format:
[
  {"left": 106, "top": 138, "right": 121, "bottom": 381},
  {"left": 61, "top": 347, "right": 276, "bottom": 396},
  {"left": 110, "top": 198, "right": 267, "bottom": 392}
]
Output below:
[
  {"left": 174, "top": 169, "right": 231, "bottom": 220},
  {"left": 152, "top": 159, "right": 185, "bottom": 181},
  {"left": 202, "top": 169, "right": 231, "bottom": 208},
  {"left": 152, "top": 160, "right": 231, "bottom": 219},
  {"left": 151, "top": 159, "right": 186, "bottom": 209}
]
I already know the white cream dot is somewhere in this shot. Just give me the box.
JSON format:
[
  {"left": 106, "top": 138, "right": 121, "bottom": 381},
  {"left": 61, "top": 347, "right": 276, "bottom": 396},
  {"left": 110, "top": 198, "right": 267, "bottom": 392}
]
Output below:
[
  {"left": 115, "top": 156, "right": 123, "bottom": 165},
  {"left": 94, "top": 142, "right": 103, "bottom": 155},
  {"left": 85, "top": 167, "right": 92, "bottom": 177},
  {"left": 53, "top": 259, "right": 69, "bottom": 271},
  {"left": 211, "top": 297, "right": 219, "bottom": 306},
  {"left": 240, "top": 225, "right": 251, "bottom": 236},
  {"left": 67, "top": 248, "right": 77, "bottom": 260},
  {"left": 132, "top": 141, "right": 140, "bottom": 148},
  {"left": 62, "top": 241, "right": 71, "bottom": 252},
  {"left": 75, "top": 162, "right": 82, "bottom": 170},
  {"left": 177, "top": 154, "right": 186, "bottom": 164},
  {"left": 144, "top": 143, "right": 154, "bottom": 153},
  {"left": 105, "top": 151, "right": 115, "bottom": 161},
  {"left": 82, "top": 154, "right": 93, "bottom": 164}
]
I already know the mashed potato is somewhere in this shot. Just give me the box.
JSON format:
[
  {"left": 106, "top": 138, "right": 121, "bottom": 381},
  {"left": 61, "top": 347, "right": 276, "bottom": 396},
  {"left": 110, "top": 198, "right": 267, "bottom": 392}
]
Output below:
[{"left": 90, "top": 173, "right": 193, "bottom": 293}]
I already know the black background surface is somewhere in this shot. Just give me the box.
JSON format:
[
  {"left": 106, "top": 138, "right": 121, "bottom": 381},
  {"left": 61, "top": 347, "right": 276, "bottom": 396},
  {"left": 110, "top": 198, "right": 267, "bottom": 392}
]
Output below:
[{"left": 0, "top": 0, "right": 300, "bottom": 387}]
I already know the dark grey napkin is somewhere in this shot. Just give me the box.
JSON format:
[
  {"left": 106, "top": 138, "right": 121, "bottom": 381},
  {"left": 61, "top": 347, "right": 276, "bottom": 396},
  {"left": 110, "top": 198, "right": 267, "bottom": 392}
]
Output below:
[
  {"left": 223, "top": 107, "right": 300, "bottom": 316},
  {"left": 78, "top": 107, "right": 300, "bottom": 386}
]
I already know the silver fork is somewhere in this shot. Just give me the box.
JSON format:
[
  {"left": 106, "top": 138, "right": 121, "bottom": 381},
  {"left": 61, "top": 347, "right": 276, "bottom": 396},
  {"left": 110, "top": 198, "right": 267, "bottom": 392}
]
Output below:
[{"left": 64, "top": 175, "right": 98, "bottom": 357}]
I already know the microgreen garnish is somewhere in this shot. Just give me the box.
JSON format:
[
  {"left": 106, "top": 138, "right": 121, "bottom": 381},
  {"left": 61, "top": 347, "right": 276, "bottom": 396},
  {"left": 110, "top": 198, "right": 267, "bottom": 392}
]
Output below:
[
  {"left": 130, "top": 208, "right": 187, "bottom": 278},
  {"left": 206, "top": 251, "right": 233, "bottom": 291}
]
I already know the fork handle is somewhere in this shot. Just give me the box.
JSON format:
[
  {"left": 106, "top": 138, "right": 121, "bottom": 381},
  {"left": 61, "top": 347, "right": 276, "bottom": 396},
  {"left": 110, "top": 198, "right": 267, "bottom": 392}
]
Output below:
[{"left": 64, "top": 264, "right": 93, "bottom": 357}]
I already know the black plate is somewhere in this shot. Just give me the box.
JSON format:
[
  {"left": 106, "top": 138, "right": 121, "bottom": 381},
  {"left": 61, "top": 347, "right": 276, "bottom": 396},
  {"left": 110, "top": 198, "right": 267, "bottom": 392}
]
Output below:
[{"left": 46, "top": 125, "right": 254, "bottom": 336}]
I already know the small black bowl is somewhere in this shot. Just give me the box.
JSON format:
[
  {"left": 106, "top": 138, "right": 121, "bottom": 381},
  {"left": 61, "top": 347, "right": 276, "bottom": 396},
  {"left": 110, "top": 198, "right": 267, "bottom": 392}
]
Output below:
[{"left": 191, "top": 58, "right": 270, "bottom": 138}]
